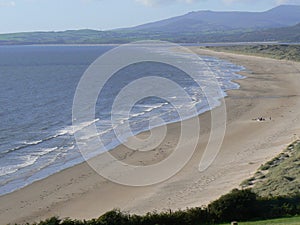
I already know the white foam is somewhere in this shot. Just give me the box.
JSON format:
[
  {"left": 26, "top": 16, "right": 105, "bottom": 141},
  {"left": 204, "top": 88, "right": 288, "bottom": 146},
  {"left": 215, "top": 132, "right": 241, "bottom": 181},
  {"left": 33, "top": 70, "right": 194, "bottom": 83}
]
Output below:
[
  {"left": 0, "top": 155, "right": 39, "bottom": 177},
  {"left": 58, "top": 118, "right": 100, "bottom": 136},
  {"left": 34, "top": 147, "right": 58, "bottom": 156},
  {"left": 141, "top": 102, "right": 168, "bottom": 113},
  {"left": 23, "top": 140, "right": 43, "bottom": 145},
  {"left": 129, "top": 112, "right": 146, "bottom": 118},
  {"left": 78, "top": 128, "right": 113, "bottom": 141}
]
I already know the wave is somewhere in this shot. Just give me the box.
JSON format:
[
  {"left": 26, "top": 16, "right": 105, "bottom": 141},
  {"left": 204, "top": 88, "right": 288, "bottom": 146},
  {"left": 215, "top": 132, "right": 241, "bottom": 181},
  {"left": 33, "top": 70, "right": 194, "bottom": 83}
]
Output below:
[
  {"left": 23, "top": 140, "right": 44, "bottom": 145},
  {"left": 0, "top": 155, "right": 39, "bottom": 177},
  {"left": 57, "top": 118, "right": 100, "bottom": 136},
  {"left": 0, "top": 135, "right": 58, "bottom": 157},
  {"left": 34, "top": 147, "right": 58, "bottom": 157},
  {"left": 0, "top": 119, "right": 100, "bottom": 158},
  {"left": 77, "top": 128, "right": 113, "bottom": 142},
  {"left": 129, "top": 112, "right": 146, "bottom": 118},
  {"left": 0, "top": 147, "right": 63, "bottom": 179},
  {"left": 140, "top": 103, "right": 169, "bottom": 112}
]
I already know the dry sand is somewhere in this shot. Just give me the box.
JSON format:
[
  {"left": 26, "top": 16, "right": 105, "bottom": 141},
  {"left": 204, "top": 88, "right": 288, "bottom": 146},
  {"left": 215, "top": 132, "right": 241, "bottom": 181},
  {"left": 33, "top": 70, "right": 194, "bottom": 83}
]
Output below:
[{"left": 1, "top": 48, "right": 300, "bottom": 224}]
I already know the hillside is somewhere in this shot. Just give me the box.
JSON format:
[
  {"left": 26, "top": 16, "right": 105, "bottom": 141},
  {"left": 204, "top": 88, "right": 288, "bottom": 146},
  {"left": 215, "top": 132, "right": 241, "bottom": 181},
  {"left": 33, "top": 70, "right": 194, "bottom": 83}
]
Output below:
[
  {"left": 241, "top": 141, "right": 300, "bottom": 197},
  {"left": 1, "top": 5, "right": 300, "bottom": 45},
  {"left": 0, "top": 29, "right": 132, "bottom": 45},
  {"left": 234, "top": 23, "right": 300, "bottom": 42},
  {"left": 130, "top": 5, "right": 300, "bottom": 33}
]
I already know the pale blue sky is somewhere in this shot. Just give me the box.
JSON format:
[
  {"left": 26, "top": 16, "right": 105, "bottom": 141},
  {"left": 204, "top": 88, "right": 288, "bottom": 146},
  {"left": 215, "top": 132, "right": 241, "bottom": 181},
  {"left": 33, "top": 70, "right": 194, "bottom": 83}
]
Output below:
[{"left": 0, "top": 0, "right": 299, "bottom": 34}]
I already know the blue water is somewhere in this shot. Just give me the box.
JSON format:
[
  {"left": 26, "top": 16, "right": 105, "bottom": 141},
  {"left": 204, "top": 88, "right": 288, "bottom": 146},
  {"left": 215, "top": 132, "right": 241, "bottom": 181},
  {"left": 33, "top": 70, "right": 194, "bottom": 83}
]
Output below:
[{"left": 0, "top": 45, "right": 244, "bottom": 195}]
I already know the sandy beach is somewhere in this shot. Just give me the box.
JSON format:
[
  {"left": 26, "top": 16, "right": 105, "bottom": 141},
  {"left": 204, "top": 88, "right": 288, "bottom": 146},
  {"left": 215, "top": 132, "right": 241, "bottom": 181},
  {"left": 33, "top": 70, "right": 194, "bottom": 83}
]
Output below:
[{"left": 1, "top": 48, "right": 300, "bottom": 224}]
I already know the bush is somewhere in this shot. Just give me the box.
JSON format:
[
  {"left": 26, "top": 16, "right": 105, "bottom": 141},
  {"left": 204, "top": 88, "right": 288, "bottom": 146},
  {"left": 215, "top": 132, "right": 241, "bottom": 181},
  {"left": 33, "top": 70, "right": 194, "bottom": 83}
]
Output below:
[
  {"left": 207, "top": 189, "right": 258, "bottom": 222},
  {"left": 38, "top": 217, "right": 61, "bottom": 225},
  {"left": 14, "top": 190, "right": 300, "bottom": 225}
]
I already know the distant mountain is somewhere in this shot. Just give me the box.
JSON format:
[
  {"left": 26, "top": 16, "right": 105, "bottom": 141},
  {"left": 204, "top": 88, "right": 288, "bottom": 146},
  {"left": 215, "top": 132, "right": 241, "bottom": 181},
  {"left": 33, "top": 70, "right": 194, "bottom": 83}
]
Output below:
[
  {"left": 157, "top": 22, "right": 300, "bottom": 43},
  {"left": 236, "top": 23, "right": 300, "bottom": 42},
  {"left": 0, "top": 5, "right": 300, "bottom": 45},
  {"left": 0, "top": 29, "right": 144, "bottom": 45},
  {"left": 129, "top": 5, "right": 300, "bottom": 33}
]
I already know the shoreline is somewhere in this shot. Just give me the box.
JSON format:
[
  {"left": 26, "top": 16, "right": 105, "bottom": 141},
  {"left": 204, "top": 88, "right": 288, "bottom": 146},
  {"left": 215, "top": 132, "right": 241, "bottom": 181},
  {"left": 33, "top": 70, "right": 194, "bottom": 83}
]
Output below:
[
  {"left": 0, "top": 41, "right": 284, "bottom": 48},
  {"left": 1, "top": 49, "right": 300, "bottom": 224},
  {"left": 0, "top": 53, "right": 244, "bottom": 197}
]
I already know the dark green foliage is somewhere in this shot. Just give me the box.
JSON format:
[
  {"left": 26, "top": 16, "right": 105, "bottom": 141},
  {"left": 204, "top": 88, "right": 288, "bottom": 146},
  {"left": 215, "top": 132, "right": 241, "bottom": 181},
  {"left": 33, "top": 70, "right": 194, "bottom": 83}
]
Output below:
[
  {"left": 15, "top": 190, "right": 300, "bottom": 225},
  {"left": 96, "top": 210, "right": 130, "bottom": 225},
  {"left": 208, "top": 189, "right": 258, "bottom": 222},
  {"left": 257, "top": 196, "right": 300, "bottom": 219},
  {"left": 37, "top": 217, "right": 61, "bottom": 225}
]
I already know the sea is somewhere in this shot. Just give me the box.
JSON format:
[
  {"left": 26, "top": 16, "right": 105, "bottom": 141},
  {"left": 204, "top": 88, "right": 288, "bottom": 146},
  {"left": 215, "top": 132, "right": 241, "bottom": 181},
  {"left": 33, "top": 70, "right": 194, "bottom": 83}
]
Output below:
[{"left": 0, "top": 45, "right": 245, "bottom": 195}]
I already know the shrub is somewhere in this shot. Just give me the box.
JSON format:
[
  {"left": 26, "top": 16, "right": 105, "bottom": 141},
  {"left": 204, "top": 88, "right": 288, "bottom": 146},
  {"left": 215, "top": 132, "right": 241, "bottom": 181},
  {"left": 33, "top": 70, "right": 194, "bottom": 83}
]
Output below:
[
  {"left": 13, "top": 190, "right": 300, "bottom": 225},
  {"left": 207, "top": 189, "right": 258, "bottom": 222}
]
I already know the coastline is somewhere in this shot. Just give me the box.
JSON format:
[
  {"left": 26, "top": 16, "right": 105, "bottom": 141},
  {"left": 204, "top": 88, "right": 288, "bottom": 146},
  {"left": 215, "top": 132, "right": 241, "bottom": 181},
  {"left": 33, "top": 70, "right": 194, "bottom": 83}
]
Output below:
[
  {"left": 0, "top": 51, "right": 243, "bottom": 197},
  {"left": 1, "top": 49, "right": 300, "bottom": 224}
]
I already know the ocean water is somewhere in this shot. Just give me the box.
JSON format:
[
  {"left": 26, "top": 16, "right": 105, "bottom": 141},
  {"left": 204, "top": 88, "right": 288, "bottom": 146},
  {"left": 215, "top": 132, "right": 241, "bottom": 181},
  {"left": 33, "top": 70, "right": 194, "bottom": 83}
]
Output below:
[{"left": 0, "top": 45, "right": 244, "bottom": 195}]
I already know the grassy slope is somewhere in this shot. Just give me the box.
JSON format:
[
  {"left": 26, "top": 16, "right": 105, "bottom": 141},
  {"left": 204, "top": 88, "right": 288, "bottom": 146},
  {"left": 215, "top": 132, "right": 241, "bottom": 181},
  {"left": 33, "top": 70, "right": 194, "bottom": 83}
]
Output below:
[
  {"left": 207, "top": 44, "right": 300, "bottom": 62},
  {"left": 231, "top": 141, "right": 300, "bottom": 224},
  {"left": 241, "top": 141, "right": 300, "bottom": 197},
  {"left": 220, "top": 216, "right": 300, "bottom": 225}
]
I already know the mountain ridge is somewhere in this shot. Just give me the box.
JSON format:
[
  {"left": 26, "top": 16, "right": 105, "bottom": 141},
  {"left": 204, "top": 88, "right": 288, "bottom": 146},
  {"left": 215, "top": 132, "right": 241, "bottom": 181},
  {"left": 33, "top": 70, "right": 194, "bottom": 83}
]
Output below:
[
  {"left": 0, "top": 5, "right": 300, "bottom": 45},
  {"left": 129, "top": 4, "right": 300, "bottom": 32}
]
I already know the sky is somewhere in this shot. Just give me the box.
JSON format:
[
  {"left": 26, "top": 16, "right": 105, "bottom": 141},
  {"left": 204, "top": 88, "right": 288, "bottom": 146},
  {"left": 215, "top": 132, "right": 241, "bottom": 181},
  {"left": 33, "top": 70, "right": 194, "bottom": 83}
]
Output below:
[{"left": 0, "top": 0, "right": 299, "bottom": 34}]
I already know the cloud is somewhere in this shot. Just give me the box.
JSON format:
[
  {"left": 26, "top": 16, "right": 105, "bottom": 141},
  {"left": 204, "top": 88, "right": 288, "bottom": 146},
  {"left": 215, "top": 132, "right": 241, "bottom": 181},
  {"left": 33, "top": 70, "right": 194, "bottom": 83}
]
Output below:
[
  {"left": 222, "top": 0, "right": 260, "bottom": 4},
  {"left": 222, "top": 0, "right": 240, "bottom": 4},
  {"left": 276, "top": 0, "right": 300, "bottom": 4},
  {"left": 223, "top": 0, "right": 300, "bottom": 5},
  {"left": 135, "top": 0, "right": 300, "bottom": 7},
  {"left": 0, "top": 0, "right": 15, "bottom": 7},
  {"left": 135, "top": 0, "right": 205, "bottom": 7}
]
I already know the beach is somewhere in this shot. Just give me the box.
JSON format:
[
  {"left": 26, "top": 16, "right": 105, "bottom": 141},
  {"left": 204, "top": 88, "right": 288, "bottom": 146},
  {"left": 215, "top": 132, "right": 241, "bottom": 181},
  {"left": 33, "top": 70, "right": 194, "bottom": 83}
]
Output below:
[{"left": 1, "top": 48, "right": 300, "bottom": 224}]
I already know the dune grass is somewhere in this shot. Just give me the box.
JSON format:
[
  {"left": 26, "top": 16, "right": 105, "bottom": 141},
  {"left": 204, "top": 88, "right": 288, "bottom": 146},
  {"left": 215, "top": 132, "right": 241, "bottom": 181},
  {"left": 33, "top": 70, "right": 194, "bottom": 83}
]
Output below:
[
  {"left": 207, "top": 44, "right": 300, "bottom": 62},
  {"left": 240, "top": 141, "right": 300, "bottom": 197}
]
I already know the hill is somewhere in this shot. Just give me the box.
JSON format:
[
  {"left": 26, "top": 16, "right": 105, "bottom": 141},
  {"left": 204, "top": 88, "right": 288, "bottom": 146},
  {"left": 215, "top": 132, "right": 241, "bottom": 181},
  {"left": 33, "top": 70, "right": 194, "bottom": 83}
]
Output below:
[
  {"left": 241, "top": 141, "right": 300, "bottom": 197},
  {"left": 130, "top": 5, "right": 300, "bottom": 33},
  {"left": 1, "top": 5, "right": 300, "bottom": 45},
  {"left": 236, "top": 23, "right": 300, "bottom": 42}
]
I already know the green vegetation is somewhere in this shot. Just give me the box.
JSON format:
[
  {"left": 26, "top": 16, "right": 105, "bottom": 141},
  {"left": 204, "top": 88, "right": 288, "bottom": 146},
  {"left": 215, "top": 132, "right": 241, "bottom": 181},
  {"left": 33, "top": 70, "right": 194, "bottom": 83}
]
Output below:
[
  {"left": 241, "top": 141, "right": 300, "bottom": 197},
  {"left": 207, "top": 44, "right": 300, "bottom": 62},
  {"left": 25, "top": 215, "right": 300, "bottom": 225},
  {"left": 221, "top": 216, "right": 300, "bottom": 225},
  {"left": 0, "top": 29, "right": 251, "bottom": 45},
  {"left": 0, "top": 23, "right": 300, "bottom": 45},
  {"left": 0, "top": 30, "right": 139, "bottom": 45},
  {"left": 12, "top": 189, "right": 300, "bottom": 225}
]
